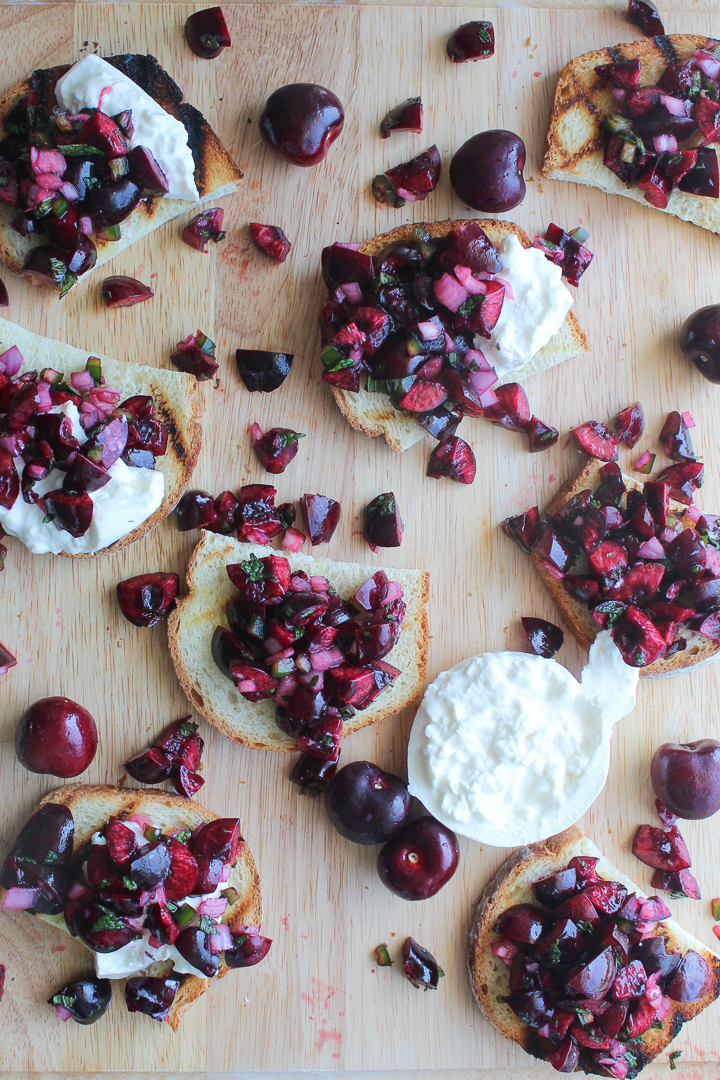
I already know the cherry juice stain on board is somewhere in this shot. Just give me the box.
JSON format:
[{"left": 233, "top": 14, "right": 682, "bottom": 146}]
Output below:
[{"left": 301, "top": 977, "right": 346, "bottom": 1060}]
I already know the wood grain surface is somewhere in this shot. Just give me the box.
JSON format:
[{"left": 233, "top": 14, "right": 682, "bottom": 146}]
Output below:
[{"left": 1, "top": 2, "right": 720, "bottom": 1075}]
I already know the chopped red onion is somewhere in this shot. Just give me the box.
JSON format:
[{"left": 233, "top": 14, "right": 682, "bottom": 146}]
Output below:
[
  {"left": 310, "top": 575, "right": 328, "bottom": 592},
  {"left": 1, "top": 887, "right": 40, "bottom": 910},
  {"left": 0, "top": 345, "right": 23, "bottom": 377},
  {"left": 479, "top": 387, "right": 499, "bottom": 409},
  {"left": 340, "top": 282, "right": 362, "bottom": 304},
  {"left": 612, "top": 88, "right": 627, "bottom": 104},
  {"left": 281, "top": 527, "right": 305, "bottom": 552},
  {"left": 30, "top": 146, "right": 66, "bottom": 177},
  {"left": 209, "top": 922, "right": 233, "bottom": 953},
  {"left": 58, "top": 182, "right": 80, "bottom": 202},
  {"left": 681, "top": 410, "right": 695, "bottom": 428},
  {"left": 197, "top": 896, "right": 228, "bottom": 918},
  {"left": 686, "top": 503, "right": 702, "bottom": 523},
  {"left": 494, "top": 276, "right": 515, "bottom": 301},
  {"left": 334, "top": 242, "right": 361, "bottom": 252},
  {"left": 695, "top": 49, "right": 720, "bottom": 79},
  {"left": 309, "top": 646, "right": 345, "bottom": 671},
  {"left": 635, "top": 450, "right": 653, "bottom": 470},
  {"left": 653, "top": 134, "right": 678, "bottom": 154},
  {"left": 380, "top": 581, "right": 404, "bottom": 605},
  {"left": 659, "top": 93, "right": 689, "bottom": 116},
  {"left": 299, "top": 669, "right": 324, "bottom": 687},
  {"left": 67, "top": 881, "right": 87, "bottom": 901},
  {"left": 263, "top": 636, "right": 281, "bottom": 656},
  {"left": 71, "top": 369, "right": 95, "bottom": 393},
  {"left": 54, "top": 1003, "right": 74, "bottom": 1022},
  {"left": 636, "top": 536, "right": 665, "bottom": 559},
  {"left": 79, "top": 216, "right": 93, "bottom": 236},
  {"left": 265, "top": 647, "right": 294, "bottom": 666},
  {"left": 433, "top": 272, "right": 468, "bottom": 313},
  {"left": 417, "top": 318, "right": 441, "bottom": 340},
  {"left": 237, "top": 679, "right": 258, "bottom": 694}
]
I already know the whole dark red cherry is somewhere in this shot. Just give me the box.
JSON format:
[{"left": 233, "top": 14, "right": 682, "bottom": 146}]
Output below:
[
  {"left": 259, "top": 83, "right": 345, "bottom": 167},
  {"left": 325, "top": 761, "right": 412, "bottom": 845},
  {"left": 450, "top": 129, "right": 526, "bottom": 213},
  {"left": 377, "top": 815, "right": 459, "bottom": 900},
  {"left": 680, "top": 305, "right": 720, "bottom": 383},
  {"left": 650, "top": 739, "right": 720, "bottom": 819},
  {"left": 16, "top": 696, "right": 98, "bottom": 778}
]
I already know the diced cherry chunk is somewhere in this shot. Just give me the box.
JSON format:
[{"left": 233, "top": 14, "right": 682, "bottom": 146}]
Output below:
[
  {"left": 184, "top": 6, "right": 231, "bottom": 58},
  {"left": 521, "top": 617, "right": 563, "bottom": 658},
  {"left": 250, "top": 222, "right": 291, "bottom": 262},
  {"left": 116, "top": 572, "right": 180, "bottom": 628},
  {"left": 502, "top": 507, "right": 540, "bottom": 553},
  {"left": 427, "top": 436, "right": 476, "bottom": 483},
  {"left": 301, "top": 493, "right": 340, "bottom": 544},
  {"left": 363, "top": 492, "right": 403, "bottom": 548},
  {"left": 182, "top": 208, "right": 226, "bottom": 252},
  {"left": 380, "top": 97, "right": 423, "bottom": 138},
  {"left": 627, "top": 0, "right": 665, "bottom": 37},
  {"left": 494, "top": 903, "right": 549, "bottom": 945},
  {"left": 571, "top": 421, "right": 618, "bottom": 461},
  {"left": 528, "top": 417, "right": 559, "bottom": 452},
  {"left": 446, "top": 21, "right": 494, "bottom": 63},
  {"left": 615, "top": 402, "right": 645, "bottom": 447},
  {"left": 632, "top": 824, "right": 692, "bottom": 871},
  {"left": 44, "top": 491, "right": 93, "bottom": 537},
  {"left": 101, "top": 276, "right": 153, "bottom": 308},
  {"left": 666, "top": 950, "right": 713, "bottom": 1002}
]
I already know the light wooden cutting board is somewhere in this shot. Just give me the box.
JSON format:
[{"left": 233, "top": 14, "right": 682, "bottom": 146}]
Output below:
[{"left": 1, "top": 3, "right": 720, "bottom": 1076}]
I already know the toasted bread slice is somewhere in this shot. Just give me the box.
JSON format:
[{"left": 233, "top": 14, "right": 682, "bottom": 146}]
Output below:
[
  {"left": 469, "top": 825, "right": 720, "bottom": 1075},
  {"left": 543, "top": 35, "right": 720, "bottom": 234},
  {"left": 167, "top": 531, "right": 430, "bottom": 751},
  {"left": 0, "top": 315, "right": 201, "bottom": 558},
  {"left": 532, "top": 459, "right": 720, "bottom": 676},
  {"left": 4, "top": 784, "right": 262, "bottom": 1031},
  {"left": 330, "top": 219, "right": 589, "bottom": 453},
  {"left": 0, "top": 54, "right": 242, "bottom": 290}
]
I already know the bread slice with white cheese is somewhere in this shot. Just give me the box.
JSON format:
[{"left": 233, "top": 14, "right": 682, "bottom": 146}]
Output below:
[
  {"left": 167, "top": 531, "right": 430, "bottom": 751},
  {"left": 469, "top": 826, "right": 720, "bottom": 1075},
  {"left": 329, "top": 219, "right": 589, "bottom": 453},
  {"left": 0, "top": 53, "right": 242, "bottom": 291},
  {"left": 2, "top": 784, "right": 263, "bottom": 1031},
  {"left": 0, "top": 315, "right": 201, "bottom": 558}
]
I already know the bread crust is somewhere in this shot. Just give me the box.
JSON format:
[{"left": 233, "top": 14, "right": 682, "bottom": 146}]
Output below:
[
  {"left": 166, "top": 531, "right": 430, "bottom": 752},
  {"left": 531, "top": 459, "right": 720, "bottom": 677},
  {"left": 0, "top": 54, "right": 243, "bottom": 290},
  {"left": 0, "top": 315, "right": 201, "bottom": 559},
  {"left": 468, "top": 826, "right": 720, "bottom": 1075},
  {"left": 543, "top": 35, "right": 720, "bottom": 235},
  {"left": 329, "top": 219, "right": 589, "bottom": 453},
  {"left": 7, "top": 784, "right": 263, "bottom": 1031}
]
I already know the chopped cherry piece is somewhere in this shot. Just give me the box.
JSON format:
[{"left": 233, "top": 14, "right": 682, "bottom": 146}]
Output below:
[
  {"left": 171, "top": 331, "right": 219, "bottom": 381},
  {"left": 127, "top": 146, "right": 169, "bottom": 197},
  {"left": 655, "top": 461, "right": 704, "bottom": 505},
  {"left": 380, "top": 98, "right": 423, "bottom": 138},
  {"left": 290, "top": 751, "right": 339, "bottom": 794},
  {"left": 446, "top": 20, "right": 494, "bottom": 62},
  {"left": 184, "top": 6, "right": 231, "bottom": 58},
  {"left": 627, "top": 0, "right": 665, "bottom": 37},
  {"left": 176, "top": 489, "right": 216, "bottom": 531},
  {"left": 225, "top": 927, "right": 273, "bottom": 968},
  {"left": 650, "top": 867, "right": 701, "bottom": 899},
  {"left": 0, "top": 641, "right": 17, "bottom": 676},
  {"left": 125, "top": 976, "right": 180, "bottom": 1022},
  {"left": 594, "top": 60, "right": 641, "bottom": 89},
  {"left": 251, "top": 424, "right": 304, "bottom": 473},
  {"left": 632, "top": 824, "right": 692, "bottom": 871},
  {"left": 363, "top": 492, "right": 404, "bottom": 548},
  {"left": 301, "top": 493, "right": 341, "bottom": 544},
  {"left": 659, "top": 410, "right": 695, "bottom": 462},
  {"left": 116, "top": 572, "right": 180, "bottom": 628},
  {"left": 250, "top": 222, "right": 292, "bottom": 262},
  {"left": 666, "top": 950, "right": 713, "bottom": 1002},
  {"left": 384, "top": 146, "right": 441, "bottom": 202},
  {"left": 44, "top": 491, "right": 93, "bottom": 537},
  {"left": 182, "top": 208, "right": 226, "bottom": 252},
  {"left": 521, "top": 617, "right": 563, "bottom": 658},
  {"left": 615, "top": 401, "right": 645, "bottom": 447},
  {"left": 237, "top": 484, "right": 283, "bottom": 544},
  {"left": 236, "top": 349, "right": 293, "bottom": 392},
  {"left": 571, "top": 421, "right": 619, "bottom": 461},
  {"left": 483, "top": 383, "right": 531, "bottom": 432},
  {"left": 427, "top": 435, "right": 476, "bottom": 483},
  {"left": 528, "top": 417, "right": 559, "bottom": 452},
  {"left": 101, "top": 276, "right": 153, "bottom": 308},
  {"left": 402, "top": 937, "right": 443, "bottom": 989},
  {"left": 502, "top": 507, "right": 540, "bottom": 553},
  {"left": 494, "top": 904, "right": 550, "bottom": 945},
  {"left": 125, "top": 746, "right": 174, "bottom": 784}
]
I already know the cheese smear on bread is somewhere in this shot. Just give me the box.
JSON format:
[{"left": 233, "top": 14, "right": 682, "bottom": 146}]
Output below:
[
  {"left": 475, "top": 235, "right": 573, "bottom": 376},
  {"left": 407, "top": 631, "right": 637, "bottom": 846},
  {"left": 55, "top": 54, "right": 199, "bottom": 201}
]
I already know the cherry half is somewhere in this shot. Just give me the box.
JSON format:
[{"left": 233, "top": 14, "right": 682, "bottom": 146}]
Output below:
[
  {"left": 259, "top": 83, "right": 345, "bottom": 167},
  {"left": 377, "top": 815, "right": 459, "bottom": 900},
  {"left": 15, "top": 697, "right": 98, "bottom": 777},
  {"left": 325, "top": 761, "right": 412, "bottom": 844}
]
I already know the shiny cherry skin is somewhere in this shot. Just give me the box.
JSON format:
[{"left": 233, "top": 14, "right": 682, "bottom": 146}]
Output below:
[
  {"left": 259, "top": 83, "right": 344, "bottom": 167},
  {"left": 377, "top": 815, "right": 459, "bottom": 900},
  {"left": 450, "top": 129, "right": 526, "bottom": 213},
  {"left": 650, "top": 739, "right": 720, "bottom": 819},
  {"left": 15, "top": 696, "right": 98, "bottom": 778},
  {"left": 680, "top": 305, "right": 720, "bottom": 383},
  {"left": 325, "top": 761, "right": 412, "bottom": 844}
]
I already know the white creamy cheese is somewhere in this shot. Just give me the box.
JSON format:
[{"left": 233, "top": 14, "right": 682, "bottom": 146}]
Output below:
[
  {"left": 55, "top": 54, "right": 199, "bottom": 201},
  {"left": 474, "top": 234, "right": 573, "bottom": 376},
  {"left": 0, "top": 401, "right": 164, "bottom": 555},
  {"left": 407, "top": 632, "right": 638, "bottom": 847}
]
